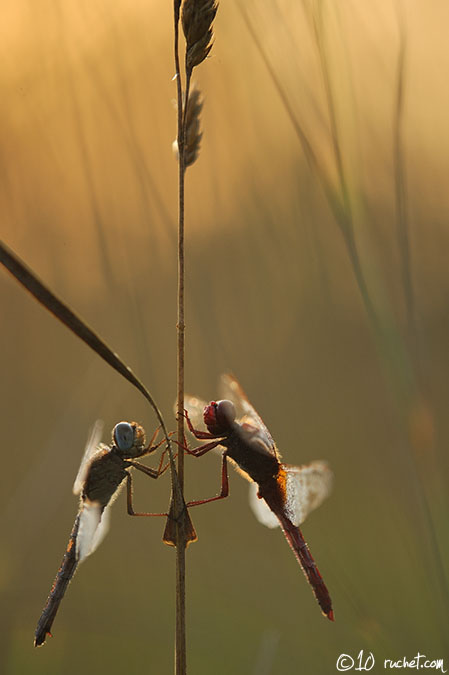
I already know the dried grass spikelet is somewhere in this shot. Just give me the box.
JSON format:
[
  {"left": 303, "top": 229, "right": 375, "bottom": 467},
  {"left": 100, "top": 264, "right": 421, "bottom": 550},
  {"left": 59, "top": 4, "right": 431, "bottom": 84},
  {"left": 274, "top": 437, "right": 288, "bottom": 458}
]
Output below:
[
  {"left": 173, "top": 86, "right": 203, "bottom": 169},
  {"left": 184, "top": 88, "right": 203, "bottom": 167},
  {"left": 182, "top": 0, "right": 218, "bottom": 72}
]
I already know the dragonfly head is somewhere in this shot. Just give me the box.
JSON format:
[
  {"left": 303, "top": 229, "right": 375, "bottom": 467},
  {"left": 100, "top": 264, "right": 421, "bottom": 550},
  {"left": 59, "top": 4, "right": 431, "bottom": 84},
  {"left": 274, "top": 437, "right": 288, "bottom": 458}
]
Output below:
[
  {"left": 113, "top": 421, "right": 146, "bottom": 456},
  {"left": 204, "top": 400, "right": 235, "bottom": 434}
]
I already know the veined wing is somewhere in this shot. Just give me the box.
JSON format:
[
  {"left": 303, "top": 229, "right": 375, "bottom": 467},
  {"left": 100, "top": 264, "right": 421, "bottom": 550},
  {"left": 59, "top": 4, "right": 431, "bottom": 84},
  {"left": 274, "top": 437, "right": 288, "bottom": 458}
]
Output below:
[
  {"left": 76, "top": 499, "right": 111, "bottom": 561},
  {"left": 248, "top": 483, "right": 279, "bottom": 528},
  {"left": 220, "top": 374, "right": 276, "bottom": 453},
  {"left": 73, "top": 420, "right": 105, "bottom": 495},
  {"left": 249, "top": 461, "right": 333, "bottom": 528},
  {"left": 184, "top": 394, "right": 225, "bottom": 458},
  {"left": 184, "top": 394, "right": 208, "bottom": 431}
]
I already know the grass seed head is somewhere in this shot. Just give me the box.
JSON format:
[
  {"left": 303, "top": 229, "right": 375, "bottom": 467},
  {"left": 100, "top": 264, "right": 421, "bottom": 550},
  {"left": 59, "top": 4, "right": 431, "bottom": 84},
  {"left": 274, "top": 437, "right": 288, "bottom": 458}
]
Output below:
[
  {"left": 182, "top": 0, "right": 218, "bottom": 71},
  {"left": 184, "top": 87, "right": 203, "bottom": 167},
  {"left": 172, "top": 86, "right": 203, "bottom": 170}
]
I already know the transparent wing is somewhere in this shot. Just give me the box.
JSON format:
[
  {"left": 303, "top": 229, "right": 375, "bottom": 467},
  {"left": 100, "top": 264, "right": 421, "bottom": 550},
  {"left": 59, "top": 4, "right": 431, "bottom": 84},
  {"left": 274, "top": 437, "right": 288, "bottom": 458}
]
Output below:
[
  {"left": 183, "top": 395, "right": 208, "bottom": 431},
  {"left": 248, "top": 482, "right": 280, "bottom": 529},
  {"left": 73, "top": 420, "right": 105, "bottom": 495},
  {"left": 249, "top": 461, "right": 332, "bottom": 528},
  {"left": 76, "top": 500, "right": 100, "bottom": 561},
  {"left": 76, "top": 499, "right": 111, "bottom": 561},
  {"left": 183, "top": 394, "right": 226, "bottom": 457},
  {"left": 220, "top": 374, "right": 276, "bottom": 453},
  {"left": 89, "top": 502, "right": 111, "bottom": 555},
  {"left": 283, "top": 461, "right": 333, "bottom": 526}
]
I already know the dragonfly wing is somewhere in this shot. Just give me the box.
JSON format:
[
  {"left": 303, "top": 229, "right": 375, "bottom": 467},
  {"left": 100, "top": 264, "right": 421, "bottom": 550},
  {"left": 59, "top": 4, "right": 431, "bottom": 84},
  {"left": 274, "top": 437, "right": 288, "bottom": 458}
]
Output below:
[
  {"left": 220, "top": 374, "right": 277, "bottom": 454},
  {"left": 248, "top": 482, "right": 280, "bottom": 529},
  {"left": 283, "top": 461, "right": 333, "bottom": 526},
  {"left": 73, "top": 420, "right": 105, "bottom": 495},
  {"left": 184, "top": 393, "right": 226, "bottom": 458},
  {"left": 250, "top": 462, "right": 332, "bottom": 528},
  {"left": 183, "top": 395, "right": 208, "bottom": 431},
  {"left": 76, "top": 500, "right": 103, "bottom": 561},
  {"left": 89, "top": 502, "right": 111, "bottom": 555}
]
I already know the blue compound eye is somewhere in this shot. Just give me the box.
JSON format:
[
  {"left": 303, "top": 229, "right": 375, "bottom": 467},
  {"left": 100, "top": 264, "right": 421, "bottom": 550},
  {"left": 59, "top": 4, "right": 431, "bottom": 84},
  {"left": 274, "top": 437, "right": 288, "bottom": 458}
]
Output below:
[{"left": 113, "top": 422, "right": 135, "bottom": 452}]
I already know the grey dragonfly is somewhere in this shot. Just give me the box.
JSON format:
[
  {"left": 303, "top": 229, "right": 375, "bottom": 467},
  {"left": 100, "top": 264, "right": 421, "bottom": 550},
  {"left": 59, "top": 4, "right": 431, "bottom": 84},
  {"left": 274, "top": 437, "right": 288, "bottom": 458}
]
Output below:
[{"left": 34, "top": 420, "right": 168, "bottom": 646}]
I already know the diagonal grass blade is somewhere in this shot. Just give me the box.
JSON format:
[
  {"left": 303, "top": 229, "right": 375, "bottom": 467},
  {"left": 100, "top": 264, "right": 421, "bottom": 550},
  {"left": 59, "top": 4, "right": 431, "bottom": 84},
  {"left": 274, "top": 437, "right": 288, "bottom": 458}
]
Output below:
[{"left": 0, "top": 239, "right": 167, "bottom": 437}]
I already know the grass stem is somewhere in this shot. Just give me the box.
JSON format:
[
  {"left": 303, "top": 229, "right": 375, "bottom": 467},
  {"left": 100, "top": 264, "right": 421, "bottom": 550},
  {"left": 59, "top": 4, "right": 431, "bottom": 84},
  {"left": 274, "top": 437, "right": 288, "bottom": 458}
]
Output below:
[{"left": 174, "top": 2, "right": 187, "bottom": 672}]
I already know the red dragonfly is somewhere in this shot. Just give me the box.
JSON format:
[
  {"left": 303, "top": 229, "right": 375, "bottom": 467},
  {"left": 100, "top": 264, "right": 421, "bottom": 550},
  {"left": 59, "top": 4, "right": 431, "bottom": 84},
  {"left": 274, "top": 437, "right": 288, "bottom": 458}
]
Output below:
[{"left": 184, "top": 374, "right": 334, "bottom": 621}]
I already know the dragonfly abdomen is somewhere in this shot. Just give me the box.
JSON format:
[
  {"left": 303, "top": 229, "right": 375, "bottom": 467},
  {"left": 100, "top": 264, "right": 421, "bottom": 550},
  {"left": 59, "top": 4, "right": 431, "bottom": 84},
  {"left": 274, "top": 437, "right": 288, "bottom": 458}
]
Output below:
[
  {"left": 34, "top": 514, "right": 81, "bottom": 646},
  {"left": 277, "top": 512, "right": 334, "bottom": 621}
]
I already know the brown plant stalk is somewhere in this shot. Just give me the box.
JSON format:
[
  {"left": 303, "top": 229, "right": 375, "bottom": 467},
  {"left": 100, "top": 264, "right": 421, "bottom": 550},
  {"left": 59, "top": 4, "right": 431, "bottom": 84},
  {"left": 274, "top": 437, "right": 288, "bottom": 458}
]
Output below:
[{"left": 170, "top": 1, "right": 217, "bottom": 672}]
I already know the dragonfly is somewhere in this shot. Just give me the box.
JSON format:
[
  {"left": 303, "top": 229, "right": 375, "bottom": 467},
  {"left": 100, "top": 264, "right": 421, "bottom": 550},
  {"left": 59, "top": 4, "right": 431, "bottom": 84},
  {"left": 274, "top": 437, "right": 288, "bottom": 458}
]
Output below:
[
  {"left": 183, "top": 374, "right": 334, "bottom": 621},
  {"left": 34, "top": 420, "right": 170, "bottom": 647}
]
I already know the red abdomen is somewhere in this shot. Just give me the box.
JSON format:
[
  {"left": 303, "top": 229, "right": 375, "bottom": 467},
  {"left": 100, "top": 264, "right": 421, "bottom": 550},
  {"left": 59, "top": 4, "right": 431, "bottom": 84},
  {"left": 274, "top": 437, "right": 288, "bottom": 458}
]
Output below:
[{"left": 259, "top": 474, "right": 334, "bottom": 620}]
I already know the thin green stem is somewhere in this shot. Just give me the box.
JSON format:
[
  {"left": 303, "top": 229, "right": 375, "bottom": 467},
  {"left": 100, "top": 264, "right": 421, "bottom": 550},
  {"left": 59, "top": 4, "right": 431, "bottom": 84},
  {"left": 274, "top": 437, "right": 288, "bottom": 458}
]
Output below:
[
  {"left": 312, "top": 4, "right": 351, "bottom": 225},
  {"left": 238, "top": 3, "right": 375, "bottom": 324},
  {"left": 393, "top": 15, "right": 415, "bottom": 347}
]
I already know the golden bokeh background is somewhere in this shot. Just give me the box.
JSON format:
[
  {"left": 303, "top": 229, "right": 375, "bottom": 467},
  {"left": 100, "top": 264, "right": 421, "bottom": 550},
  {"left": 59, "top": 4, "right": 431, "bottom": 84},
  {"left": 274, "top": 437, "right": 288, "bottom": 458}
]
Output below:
[{"left": 1, "top": 1, "right": 448, "bottom": 673}]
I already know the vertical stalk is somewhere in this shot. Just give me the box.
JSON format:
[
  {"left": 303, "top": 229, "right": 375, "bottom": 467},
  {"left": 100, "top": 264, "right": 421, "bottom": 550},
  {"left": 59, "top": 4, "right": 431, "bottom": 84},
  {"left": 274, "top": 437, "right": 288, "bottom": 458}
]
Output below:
[
  {"left": 171, "top": 3, "right": 216, "bottom": 669},
  {"left": 173, "top": 2, "right": 187, "bottom": 673}
]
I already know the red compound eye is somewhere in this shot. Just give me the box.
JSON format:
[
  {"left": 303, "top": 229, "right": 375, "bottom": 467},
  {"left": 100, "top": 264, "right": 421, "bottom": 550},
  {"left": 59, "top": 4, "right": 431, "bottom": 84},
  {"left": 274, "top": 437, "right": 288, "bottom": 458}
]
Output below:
[
  {"left": 203, "top": 400, "right": 236, "bottom": 432},
  {"left": 203, "top": 402, "right": 218, "bottom": 428}
]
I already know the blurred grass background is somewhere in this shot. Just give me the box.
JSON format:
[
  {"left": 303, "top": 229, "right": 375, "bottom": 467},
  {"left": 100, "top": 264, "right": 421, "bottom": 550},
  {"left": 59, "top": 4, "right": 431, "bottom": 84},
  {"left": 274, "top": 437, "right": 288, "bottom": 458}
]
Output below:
[{"left": 1, "top": 0, "right": 449, "bottom": 673}]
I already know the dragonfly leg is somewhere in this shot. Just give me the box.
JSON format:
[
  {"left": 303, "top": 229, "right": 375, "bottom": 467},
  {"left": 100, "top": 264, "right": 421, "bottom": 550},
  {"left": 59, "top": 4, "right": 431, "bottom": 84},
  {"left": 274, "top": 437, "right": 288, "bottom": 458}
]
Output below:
[
  {"left": 186, "top": 454, "right": 229, "bottom": 507},
  {"left": 140, "top": 424, "right": 161, "bottom": 455},
  {"left": 126, "top": 460, "right": 158, "bottom": 479},
  {"left": 181, "top": 409, "right": 217, "bottom": 439},
  {"left": 173, "top": 437, "right": 225, "bottom": 457},
  {"left": 154, "top": 446, "right": 178, "bottom": 475},
  {"left": 126, "top": 446, "right": 177, "bottom": 478},
  {"left": 139, "top": 429, "right": 174, "bottom": 459},
  {"left": 126, "top": 473, "right": 168, "bottom": 517}
]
